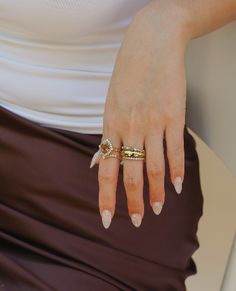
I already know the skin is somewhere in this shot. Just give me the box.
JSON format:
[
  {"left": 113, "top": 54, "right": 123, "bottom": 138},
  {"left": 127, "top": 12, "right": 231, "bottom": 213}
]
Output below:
[{"left": 92, "top": 0, "right": 236, "bottom": 228}]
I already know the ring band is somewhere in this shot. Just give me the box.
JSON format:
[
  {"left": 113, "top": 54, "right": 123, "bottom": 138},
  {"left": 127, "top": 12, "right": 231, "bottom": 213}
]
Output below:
[
  {"left": 120, "top": 145, "right": 145, "bottom": 161},
  {"left": 98, "top": 138, "right": 146, "bottom": 164}
]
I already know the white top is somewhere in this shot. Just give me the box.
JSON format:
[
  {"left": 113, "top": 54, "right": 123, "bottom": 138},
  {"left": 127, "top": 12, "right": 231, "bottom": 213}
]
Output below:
[{"left": 0, "top": 0, "right": 150, "bottom": 134}]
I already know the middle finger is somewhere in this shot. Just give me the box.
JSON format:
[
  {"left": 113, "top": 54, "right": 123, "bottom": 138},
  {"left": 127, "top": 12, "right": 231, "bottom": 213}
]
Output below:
[{"left": 122, "top": 137, "right": 145, "bottom": 228}]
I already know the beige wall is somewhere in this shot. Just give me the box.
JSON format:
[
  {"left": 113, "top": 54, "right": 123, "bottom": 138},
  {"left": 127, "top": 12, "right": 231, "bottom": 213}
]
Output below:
[
  {"left": 183, "top": 21, "right": 236, "bottom": 290},
  {"left": 185, "top": 129, "right": 236, "bottom": 291},
  {"left": 185, "top": 21, "right": 236, "bottom": 176}
]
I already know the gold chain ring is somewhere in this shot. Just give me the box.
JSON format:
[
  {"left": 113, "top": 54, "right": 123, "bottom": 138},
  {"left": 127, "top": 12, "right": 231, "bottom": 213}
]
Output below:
[{"left": 120, "top": 145, "right": 145, "bottom": 161}]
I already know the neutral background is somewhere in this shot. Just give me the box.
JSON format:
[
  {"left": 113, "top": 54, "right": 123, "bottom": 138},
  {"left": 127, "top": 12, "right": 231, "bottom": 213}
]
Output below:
[
  {"left": 185, "top": 129, "right": 236, "bottom": 291},
  {"left": 183, "top": 20, "right": 236, "bottom": 290},
  {"left": 185, "top": 21, "right": 236, "bottom": 176}
]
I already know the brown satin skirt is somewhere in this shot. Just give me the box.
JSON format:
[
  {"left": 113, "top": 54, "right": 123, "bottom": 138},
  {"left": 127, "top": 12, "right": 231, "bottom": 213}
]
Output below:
[{"left": 0, "top": 105, "right": 204, "bottom": 291}]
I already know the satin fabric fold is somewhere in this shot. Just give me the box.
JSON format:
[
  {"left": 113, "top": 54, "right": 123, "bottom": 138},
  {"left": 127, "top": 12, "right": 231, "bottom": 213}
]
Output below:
[{"left": 0, "top": 105, "right": 204, "bottom": 291}]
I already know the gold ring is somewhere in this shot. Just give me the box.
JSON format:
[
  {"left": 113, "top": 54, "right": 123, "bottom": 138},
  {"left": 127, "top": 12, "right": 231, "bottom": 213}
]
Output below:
[
  {"left": 98, "top": 138, "right": 121, "bottom": 160},
  {"left": 120, "top": 145, "right": 145, "bottom": 164}
]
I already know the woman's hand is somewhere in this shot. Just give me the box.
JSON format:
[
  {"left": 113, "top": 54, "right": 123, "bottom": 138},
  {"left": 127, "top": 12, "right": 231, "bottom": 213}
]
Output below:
[{"left": 90, "top": 0, "right": 192, "bottom": 228}]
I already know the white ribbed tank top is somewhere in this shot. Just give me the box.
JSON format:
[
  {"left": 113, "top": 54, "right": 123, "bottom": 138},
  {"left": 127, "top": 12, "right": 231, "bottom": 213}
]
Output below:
[{"left": 0, "top": 0, "right": 150, "bottom": 134}]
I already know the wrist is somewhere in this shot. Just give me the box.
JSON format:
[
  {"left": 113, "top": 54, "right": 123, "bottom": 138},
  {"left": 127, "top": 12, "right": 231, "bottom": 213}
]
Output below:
[
  {"left": 134, "top": 0, "right": 194, "bottom": 51},
  {"left": 146, "top": 0, "right": 236, "bottom": 42}
]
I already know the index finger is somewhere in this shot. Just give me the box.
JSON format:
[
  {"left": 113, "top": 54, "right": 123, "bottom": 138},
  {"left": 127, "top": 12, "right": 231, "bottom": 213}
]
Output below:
[{"left": 97, "top": 135, "right": 121, "bottom": 229}]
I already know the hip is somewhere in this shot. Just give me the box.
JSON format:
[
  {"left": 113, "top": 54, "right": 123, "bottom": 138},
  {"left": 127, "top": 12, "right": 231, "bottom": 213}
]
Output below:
[{"left": 0, "top": 104, "right": 204, "bottom": 291}]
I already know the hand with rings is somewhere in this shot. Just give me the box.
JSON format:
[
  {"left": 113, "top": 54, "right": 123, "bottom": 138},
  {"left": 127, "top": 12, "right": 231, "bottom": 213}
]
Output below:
[{"left": 89, "top": 1, "right": 190, "bottom": 228}]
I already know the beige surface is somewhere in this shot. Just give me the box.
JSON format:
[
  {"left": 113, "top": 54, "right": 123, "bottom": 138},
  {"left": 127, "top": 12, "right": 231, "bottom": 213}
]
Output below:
[
  {"left": 184, "top": 21, "right": 236, "bottom": 290},
  {"left": 185, "top": 128, "right": 236, "bottom": 291},
  {"left": 221, "top": 232, "right": 236, "bottom": 291},
  {"left": 185, "top": 21, "right": 236, "bottom": 176}
]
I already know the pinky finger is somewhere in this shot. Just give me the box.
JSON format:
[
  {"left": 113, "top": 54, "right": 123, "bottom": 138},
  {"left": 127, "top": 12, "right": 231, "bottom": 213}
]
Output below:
[{"left": 165, "top": 123, "right": 185, "bottom": 194}]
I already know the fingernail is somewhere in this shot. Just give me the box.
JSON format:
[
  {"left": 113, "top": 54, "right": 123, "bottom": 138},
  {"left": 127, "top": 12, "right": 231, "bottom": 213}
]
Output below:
[
  {"left": 101, "top": 209, "right": 112, "bottom": 229},
  {"left": 89, "top": 150, "right": 100, "bottom": 168},
  {"left": 152, "top": 201, "right": 163, "bottom": 215},
  {"left": 174, "top": 176, "right": 182, "bottom": 194},
  {"left": 131, "top": 213, "right": 142, "bottom": 227}
]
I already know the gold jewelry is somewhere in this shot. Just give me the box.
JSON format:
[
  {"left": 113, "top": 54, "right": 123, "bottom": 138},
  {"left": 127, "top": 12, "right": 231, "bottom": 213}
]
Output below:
[
  {"left": 98, "top": 138, "right": 122, "bottom": 160},
  {"left": 120, "top": 145, "right": 145, "bottom": 164}
]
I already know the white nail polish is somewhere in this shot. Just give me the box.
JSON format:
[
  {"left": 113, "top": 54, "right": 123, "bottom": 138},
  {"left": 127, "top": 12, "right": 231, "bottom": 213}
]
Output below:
[
  {"left": 174, "top": 176, "right": 182, "bottom": 194},
  {"left": 89, "top": 150, "right": 100, "bottom": 168},
  {"left": 131, "top": 213, "right": 142, "bottom": 227},
  {"left": 152, "top": 201, "right": 163, "bottom": 215},
  {"left": 101, "top": 209, "right": 112, "bottom": 229}
]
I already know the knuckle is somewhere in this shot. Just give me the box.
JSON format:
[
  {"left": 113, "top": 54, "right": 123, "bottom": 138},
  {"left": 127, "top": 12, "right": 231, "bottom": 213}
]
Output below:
[
  {"left": 98, "top": 172, "right": 115, "bottom": 184},
  {"left": 165, "top": 109, "right": 184, "bottom": 125},
  {"left": 128, "top": 118, "right": 140, "bottom": 131},
  {"left": 164, "top": 108, "right": 175, "bottom": 122},
  {"left": 104, "top": 117, "right": 118, "bottom": 132},
  {"left": 169, "top": 143, "right": 183, "bottom": 157},
  {"left": 128, "top": 108, "right": 143, "bottom": 128},
  {"left": 148, "top": 164, "right": 164, "bottom": 178},
  {"left": 124, "top": 175, "right": 141, "bottom": 190},
  {"left": 168, "top": 150, "right": 184, "bottom": 176},
  {"left": 173, "top": 145, "right": 183, "bottom": 156},
  {"left": 148, "top": 112, "right": 160, "bottom": 124}
]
